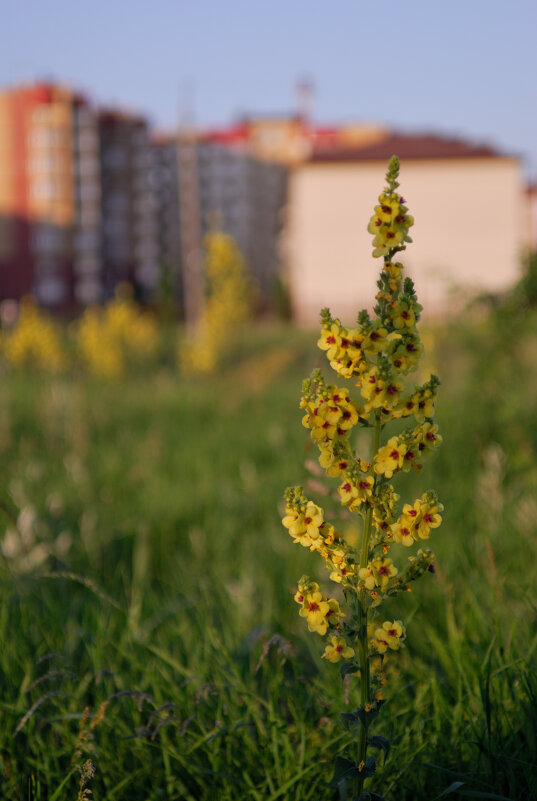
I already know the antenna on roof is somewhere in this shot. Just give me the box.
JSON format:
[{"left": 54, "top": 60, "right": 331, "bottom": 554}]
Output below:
[{"left": 296, "top": 76, "right": 315, "bottom": 124}]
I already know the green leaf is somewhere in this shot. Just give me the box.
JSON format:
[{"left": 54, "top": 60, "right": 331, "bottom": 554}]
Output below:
[
  {"left": 459, "top": 793, "right": 515, "bottom": 800},
  {"left": 361, "top": 756, "right": 376, "bottom": 778},
  {"left": 341, "top": 711, "right": 360, "bottom": 725},
  {"left": 49, "top": 770, "right": 77, "bottom": 801},
  {"left": 368, "top": 734, "right": 390, "bottom": 762},
  {"left": 354, "top": 794, "right": 385, "bottom": 801},
  {"left": 431, "top": 781, "right": 466, "bottom": 800},
  {"left": 328, "top": 755, "right": 359, "bottom": 790},
  {"left": 340, "top": 660, "right": 359, "bottom": 677},
  {"left": 341, "top": 701, "right": 384, "bottom": 728}
]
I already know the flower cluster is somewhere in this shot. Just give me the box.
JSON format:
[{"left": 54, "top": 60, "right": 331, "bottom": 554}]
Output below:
[
  {"left": 74, "top": 288, "right": 158, "bottom": 378},
  {"left": 293, "top": 576, "right": 345, "bottom": 636},
  {"left": 0, "top": 298, "right": 66, "bottom": 373},
  {"left": 179, "top": 230, "right": 252, "bottom": 374},
  {"left": 282, "top": 156, "right": 443, "bottom": 798},
  {"left": 366, "top": 159, "right": 414, "bottom": 258}
]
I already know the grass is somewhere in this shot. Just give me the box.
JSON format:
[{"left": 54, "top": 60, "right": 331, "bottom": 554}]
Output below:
[{"left": 0, "top": 315, "right": 536, "bottom": 800}]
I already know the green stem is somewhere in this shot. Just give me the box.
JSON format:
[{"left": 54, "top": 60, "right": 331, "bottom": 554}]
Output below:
[{"left": 356, "top": 410, "right": 382, "bottom": 793}]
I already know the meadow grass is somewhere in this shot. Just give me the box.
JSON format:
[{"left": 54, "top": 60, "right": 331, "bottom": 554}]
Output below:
[{"left": 0, "top": 315, "right": 536, "bottom": 800}]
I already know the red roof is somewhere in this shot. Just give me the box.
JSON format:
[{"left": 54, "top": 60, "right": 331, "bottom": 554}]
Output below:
[
  {"left": 311, "top": 132, "right": 505, "bottom": 163},
  {"left": 202, "top": 124, "right": 248, "bottom": 145}
]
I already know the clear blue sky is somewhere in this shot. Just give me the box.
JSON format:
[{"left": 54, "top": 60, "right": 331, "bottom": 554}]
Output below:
[{"left": 3, "top": 0, "right": 537, "bottom": 178}]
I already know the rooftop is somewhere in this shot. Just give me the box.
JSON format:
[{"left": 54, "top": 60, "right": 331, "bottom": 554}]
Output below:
[{"left": 310, "top": 132, "right": 507, "bottom": 163}]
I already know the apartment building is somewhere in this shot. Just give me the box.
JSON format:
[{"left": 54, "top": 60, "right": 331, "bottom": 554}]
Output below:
[
  {"left": 0, "top": 82, "right": 289, "bottom": 314},
  {"left": 0, "top": 83, "right": 160, "bottom": 308},
  {"left": 148, "top": 135, "right": 288, "bottom": 310},
  {"left": 0, "top": 83, "right": 103, "bottom": 307},
  {"left": 197, "top": 141, "right": 287, "bottom": 300},
  {"left": 98, "top": 110, "right": 158, "bottom": 301}
]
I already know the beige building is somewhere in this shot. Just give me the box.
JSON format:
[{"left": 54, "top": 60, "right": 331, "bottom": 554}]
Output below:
[
  {"left": 525, "top": 183, "right": 537, "bottom": 253},
  {"left": 286, "top": 134, "right": 526, "bottom": 324}
]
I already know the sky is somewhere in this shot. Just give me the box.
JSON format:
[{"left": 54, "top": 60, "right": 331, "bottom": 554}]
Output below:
[{"left": 3, "top": 0, "right": 537, "bottom": 178}]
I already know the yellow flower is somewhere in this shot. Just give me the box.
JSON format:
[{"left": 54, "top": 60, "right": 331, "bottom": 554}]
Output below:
[
  {"left": 373, "top": 437, "right": 407, "bottom": 479},
  {"left": 373, "top": 620, "right": 406, "bottom": 653},
  {"left": 415, "top": 498, "right": 443, "bottom": 539},
  {"left": 304, "top": 501, "right": 324, "bottom": 539},
  {"left": 390, "top": 337, "right": 423, "bottom": 374},
  {"left": 299, "top": 591, "right": 331, "bottom": 635},
  {"left": 294, "top": 576, "right": 319, "bottom": 605},
  {"left": 391, "top": 520, "right": 414, "bottom": 547},
  {"left": 362, "top": 327, "right": 391, "bottom": 355},
  {"left": 360, "top": 557, "right": 398, "bottom": 590},
  {"left": 282, "top": 508, "right": 306, "bottom": 537},
  {"left": 317, "top": 323, "right": 344, "bottom": 361},
  {"left": 414, "top": 390, "right": 436, "bottom": 422},
  {"left": 371, "top": 557, "right": 398, "bottom": 590},
  {"left": 322, "top": 636, "right": 355, "bottom": 663},
  {"left": 338, "top": 478, "right": 359, "bottom": 507},
  {"left": 325, "top": 597, "right": 345, "bottom": 628},
  {"left": 374, "top": 194, "right": 400, "bottom": 222},
  {"left": 390, "top": 300, "right": 416, "bottom": 330},
  {"left": 358, "top": 564, "right": 376, "bottom": 590},
  {"left": 414, "top": 422, "right": 443, "bottom": 456}
]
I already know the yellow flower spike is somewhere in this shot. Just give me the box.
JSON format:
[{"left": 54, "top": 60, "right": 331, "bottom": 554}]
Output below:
[
  {"left": 179, "top": 230, "right": 251, "bottom": 374},
  {"left": 283, "top": 158, "right": 443, "bottom": 798}
]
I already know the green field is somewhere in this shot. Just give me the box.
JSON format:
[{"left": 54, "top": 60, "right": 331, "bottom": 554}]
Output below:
[{"left": 1, "top": 314, "right": 536, "bottom": 800}]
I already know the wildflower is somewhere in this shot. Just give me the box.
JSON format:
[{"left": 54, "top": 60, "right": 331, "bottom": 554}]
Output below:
[
  {"left": 325, "top": 598, "right": 345, "bottom": 628},
  {"left": 320, "top": 442, "right": 351, "bottom": 477},
  {"left": 299, "top": 590, "right": 332, "bottom": 634},
  {"left": 179, "top": 231, "right": 251, "bottom": 374},
  {"left": 359, "top": 564, "right": 377, "bottom": 590},
  {"left": 389, "top": 335, "right": 423, "bottom": 374},
  {"left": 374, "top": 437, "right": 407, "bottom": 478},
  {"left": 371, "top": 557, "right": 398, "bottom": 590},
  {"left": 282, "top": 157, "right": 443, "bottom": 799},
  {"left": 390, "top": 299, "right": 416, "bottom": 330},
  {"left": 415, "top": 494, "right": 443, "bottom": 539},
  {"left": 282, "top": 497, "right": 327, "bottom": 550},
  {"left": 317, "top": 322, "right": 345, "bottom": 361},
  {"left": 413, "top": 422, "right": 443, "bottom": 456},
  {"left": 322, "top": 636, "right": 355, "bottom": 663},
  {"left": 294, "top": 576, "right": 319, "bottom": 605},
  {"left": 373, "top": 620, "right": 406, "bottom": 653},
  {"left": 2, "top": 299, "right": 66, "bottom": 373},
  {"left": 391, "top": 520, "right": 415, "bottom": 547}
]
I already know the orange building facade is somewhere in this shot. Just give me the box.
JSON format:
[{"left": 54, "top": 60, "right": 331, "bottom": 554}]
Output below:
[{"left": 0, "top": 83, "right": 102, "bottom": 306}]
